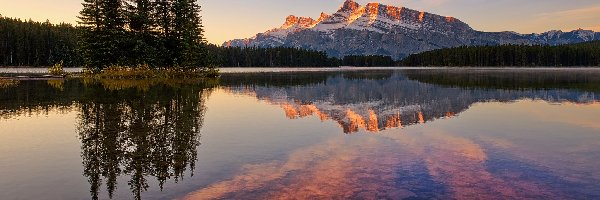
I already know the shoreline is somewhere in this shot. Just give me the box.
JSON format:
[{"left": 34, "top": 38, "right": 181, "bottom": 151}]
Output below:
[
  {"left": 2, "top": 67, "right": 600, "bottom": 75},
  {"left": 217, "top": 67, "right": 600, "bottom": 73}
]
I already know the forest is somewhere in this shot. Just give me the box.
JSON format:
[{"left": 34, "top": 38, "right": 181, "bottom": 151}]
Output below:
[
  {"left": 400, "top": 41, "right": 600, "bottom": 67},
  {"left": 342, "top": 55, "right": 395, "bottom": 67},
  {"left": 4, "top": 13, "right": 600, "bottom": 68},
  {"left": 207, "top": 45, "right": 340, "bottom": 67},
  {"left": 78, "top": 0, "right": 207, "bottom": 70},
  {"left": 0, "top": 16, "right": 397, "bottom": 68},
  {"left": 0, "top": 17, "right": 81, "bottom": 67}
]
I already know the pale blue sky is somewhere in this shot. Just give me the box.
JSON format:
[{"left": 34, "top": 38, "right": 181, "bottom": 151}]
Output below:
[{"left": 1, "top": 0, "right": 599, "bottom": 44}]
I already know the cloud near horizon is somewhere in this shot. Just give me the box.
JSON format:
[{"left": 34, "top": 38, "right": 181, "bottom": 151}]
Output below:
[{"left": 538, "top": 6, "right": 600, "bottom": 20}]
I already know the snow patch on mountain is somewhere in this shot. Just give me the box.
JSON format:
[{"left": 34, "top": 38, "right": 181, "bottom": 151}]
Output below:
[{"left": 224, "top": 0, "right": 599, "bottom": 59}]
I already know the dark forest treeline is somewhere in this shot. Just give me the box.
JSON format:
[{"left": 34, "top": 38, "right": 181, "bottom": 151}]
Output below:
[
  {"left": 400, "top": 41, "right": 600, "bottom": 67},
  {"left": 0, "top": 17, "right": 395, "bottom": 68},
  {"left": 206, "top": 45, "right": 397, "bottom": 67},
  {"left": 342, "top": 55, "right": 395, "bottom": 67},
  {"left": 207, "top": 45, "right": 340, "bottom": 67},
  {"left": 206, "top": 45, "right": 398, "bottom": 67},
  {"left": 0, "top": 16, "right": 82, "bottom": 67}
]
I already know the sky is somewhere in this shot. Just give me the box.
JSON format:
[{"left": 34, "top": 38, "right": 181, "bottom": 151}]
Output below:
[{"left": 1, "top": 0, "right": 599, "bottom": 45}]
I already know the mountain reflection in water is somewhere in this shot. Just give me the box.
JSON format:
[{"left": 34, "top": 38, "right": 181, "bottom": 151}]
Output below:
[
  {"left": 0, "top": 69, "right": 599, "bottom": 199},
  {"left": 220, "top": 70, "right": 599, "bottom": 133}
]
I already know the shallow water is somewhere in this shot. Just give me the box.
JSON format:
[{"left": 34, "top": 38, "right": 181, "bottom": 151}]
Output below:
[
  {"left": 1, "top": 69, "right": 600, "bottom": 199},
  {"left": 0, "top": 67, "right": 84, "bottom": 74}
]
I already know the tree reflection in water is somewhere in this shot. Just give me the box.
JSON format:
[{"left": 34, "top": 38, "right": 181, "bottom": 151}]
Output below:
[
  {"left": 2, "top": 69, "right": 600, "bottom": 199},
  {"left": 76, "top": 81, "right": 213, "bottom": 200}
]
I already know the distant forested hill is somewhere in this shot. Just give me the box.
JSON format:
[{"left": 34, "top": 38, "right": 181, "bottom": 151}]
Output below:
[
  {"left": 400, "top": 41, "right": 600, "bottom": 67},
  {"left": 0, "top": 17, "right": 81, "bottom": 67}
]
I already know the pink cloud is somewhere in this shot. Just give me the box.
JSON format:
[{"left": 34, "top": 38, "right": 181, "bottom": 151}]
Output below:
[{"left": 538, "top": 6, "right": 600, "bottom": 20}]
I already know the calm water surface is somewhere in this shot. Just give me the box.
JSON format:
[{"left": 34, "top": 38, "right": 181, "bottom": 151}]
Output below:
[{"left": 1, "top": 69, "right": 600, "bottom": 199}]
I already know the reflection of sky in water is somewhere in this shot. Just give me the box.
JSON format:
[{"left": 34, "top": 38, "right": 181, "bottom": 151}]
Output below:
[
  {"left": 1, "top": 70, "right": 600, "bottom": 199},
  {"left": 183, "top": 91, "right": 600, "bottom": 199}
]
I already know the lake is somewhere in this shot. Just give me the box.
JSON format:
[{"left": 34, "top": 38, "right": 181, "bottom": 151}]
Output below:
[{"left": 1, "top": 68, "right": 600, "bottom": 199}]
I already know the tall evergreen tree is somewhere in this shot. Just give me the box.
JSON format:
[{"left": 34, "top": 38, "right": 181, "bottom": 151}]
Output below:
[
  {"left": 126, "top": 0, "right": 159, "bottom": 66},
  {"left": 77, "top": 0, "right": 210, "bottom": 70},
  {"left": 78, "top": 0, "right": 103, "bottom": 69},
  {"left": 152, "top": 0, "right": 174, "bottom": 66},
  {"left": 79, "top": 0, "right": 102, "bottom": 29},
  {"left": 79, "top": 0, "right": 128, "bottom": 70},
  {"left": 127, "top": 0, "right": 153, "bottom": 33},
  {"left": 171, "top": 0, "right": 206, "bottom": 69}
]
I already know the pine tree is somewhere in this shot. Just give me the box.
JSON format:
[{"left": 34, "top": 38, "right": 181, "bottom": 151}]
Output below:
[
  {"left": 171, "top": 0, "right": 207, "bottom": 69},
  {"left": 127, "top": 0, "right": 153, "bottom": 32},
  {"left": 78, "top": 0, "right": 101, "bottom": 69},
  {"left": 78, "top": 0, "right": 127, "bottom": 70},
  {"left": 76, "top": 0, "right": 212, "bottom": 70},
  {"left": 126, "top": 0, "right": 158, "bottom": 66},
  {"left": 79, "top": 0, "right": 101, "bottom": 29}
]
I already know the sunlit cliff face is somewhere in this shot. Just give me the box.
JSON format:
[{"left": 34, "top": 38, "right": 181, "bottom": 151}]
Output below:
[
  {"left": 316, "top": 12, "right": 331, "bottom": 25},
  {"left": 340, "top": 0, "right": 361, "bottom": 13},
  {"left": 281, "top": 15, "right": 317, "bottom": 29},
  {"left": 347, "top": 6, "right": 366, "bottom": 24},
  {"left": 365, "top": 3, "right": 380, "bottom": 24},
  {"left": 386, "top": 5, "right": 404, "bottom": 21},
  {"left": 342, "top": 1, "right": 445, "bottom": 26},
  {"left": 271, "top": 0, "right": 465, "bottom": 36}
]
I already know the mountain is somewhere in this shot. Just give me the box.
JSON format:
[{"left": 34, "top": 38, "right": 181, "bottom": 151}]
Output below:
[{"left": 224, "top": 0, "right": 600, "bottom": 59}]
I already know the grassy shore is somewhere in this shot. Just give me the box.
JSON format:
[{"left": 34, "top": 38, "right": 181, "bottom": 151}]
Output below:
[
  {"left": 0, "top": 79, "right": 19, "bottom": 89},
  {"left": 81, "top": 65, "right": 220, "bottom": 79},
  {"left": 73, "top": 65, "right": 220, "bottom": 91},
  {"left": 1, "top": 65, "right": 220, "bottom": 90}
]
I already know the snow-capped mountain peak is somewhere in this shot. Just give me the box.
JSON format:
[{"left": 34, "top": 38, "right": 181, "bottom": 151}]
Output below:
[
  {"left": 224, "top": 0, "right": 599, "bottom": 59},
  {"left": 281, "top": 15, "right": 316, "bottom": 29},
  {"left": 339, "top": 0, "right": 361, "bottom": 13},
  {"left": 251, "top": 0, "right": 473, "bottom": 36}
]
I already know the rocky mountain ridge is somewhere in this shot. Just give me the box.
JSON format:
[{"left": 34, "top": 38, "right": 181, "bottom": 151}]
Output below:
[{"left": 224, "top": 0, "right": 600, "bottom": 59}]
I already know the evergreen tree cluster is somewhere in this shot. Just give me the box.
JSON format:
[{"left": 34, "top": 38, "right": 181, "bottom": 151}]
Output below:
[
  {"left": 342, "top": 55, "right": 395, "bottom": 67},
  {"left": 78, "top": 0, "right": 207, "bottom": 70},
  {"left": 401, "top": 41, "right": 600, "bottom": 67},
  {"left": 207, "top": 45, "right": 341, "bottom": 67},
  {"left": 0, "top": 16, "right": 82, "bottom": 67}
]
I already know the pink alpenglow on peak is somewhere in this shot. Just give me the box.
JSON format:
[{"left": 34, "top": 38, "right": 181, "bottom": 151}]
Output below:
[
  {"left": 317, "top": 12, "right": 331, "bottom": 23},
  {"left": 224, "top": 0, "right": 599, "bottom": 60},
  {"left": 281, "top": 15, "right": 316, "bottom": 29},
  {"left": 340, "top": 0, "right": 361, "bottom": 13}
]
